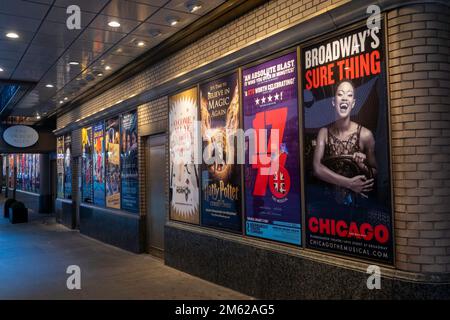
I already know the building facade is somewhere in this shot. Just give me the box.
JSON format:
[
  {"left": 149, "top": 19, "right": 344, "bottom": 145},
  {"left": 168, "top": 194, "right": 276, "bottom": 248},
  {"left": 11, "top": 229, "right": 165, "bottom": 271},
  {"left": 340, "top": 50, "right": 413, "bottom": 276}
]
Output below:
[{"left": 53, "top": 0, "right": 450, "bottom": 299}]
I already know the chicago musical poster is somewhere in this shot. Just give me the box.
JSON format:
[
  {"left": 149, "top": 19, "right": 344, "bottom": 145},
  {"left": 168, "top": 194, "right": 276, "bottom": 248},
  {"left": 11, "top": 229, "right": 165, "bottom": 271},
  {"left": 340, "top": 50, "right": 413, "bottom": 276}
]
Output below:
[{"left": 301, "top": 22, "right": 394, "bottom": 264}]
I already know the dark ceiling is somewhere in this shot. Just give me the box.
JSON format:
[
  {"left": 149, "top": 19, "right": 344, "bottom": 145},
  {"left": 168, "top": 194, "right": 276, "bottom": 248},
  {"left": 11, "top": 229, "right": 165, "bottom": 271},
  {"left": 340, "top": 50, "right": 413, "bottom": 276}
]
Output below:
[{"left": 0, "top": 0, "right": 225, "bottom": 121}]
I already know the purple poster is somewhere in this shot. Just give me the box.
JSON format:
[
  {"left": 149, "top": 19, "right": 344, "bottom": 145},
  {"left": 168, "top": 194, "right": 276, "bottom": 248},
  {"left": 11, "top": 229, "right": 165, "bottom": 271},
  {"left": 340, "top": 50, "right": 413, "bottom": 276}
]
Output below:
[{"left": 242, "top": 52, "right": 302, "bottom": 245}]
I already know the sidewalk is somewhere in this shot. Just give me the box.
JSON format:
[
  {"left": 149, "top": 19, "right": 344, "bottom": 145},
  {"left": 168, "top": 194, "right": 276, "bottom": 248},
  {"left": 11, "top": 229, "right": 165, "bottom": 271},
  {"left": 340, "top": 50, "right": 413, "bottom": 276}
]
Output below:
[{"left": 0, "top": 195, "right": 251, "bottom": 300}]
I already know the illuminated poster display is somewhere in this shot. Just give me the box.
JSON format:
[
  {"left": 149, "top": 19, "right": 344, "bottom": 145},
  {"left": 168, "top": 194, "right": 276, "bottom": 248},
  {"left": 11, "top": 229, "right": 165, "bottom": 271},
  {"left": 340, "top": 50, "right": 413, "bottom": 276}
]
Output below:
[
  {"left": 243, "top": 52, "right": 302, "bottom": 245},
  {"left": 121, "top": 111, "right": 139, "bottom": 213},
  {"left": 200, "top": 73, "right": 242, "bottom": 232},
  {"left": 57, "top": 136, "right": 65, "bottom": 198},
  {"left": 105, "top": 117, "right": 121, "bottom": 209},
  {"left": 82, "top": 127, "right": 93, "bottom": 203},
  {"left": 301, "top": 22, "right": 393, "bottom": 264},
  {"left": 169, "top": 87, "right": 200, "bottom": 224},
  {"left": 64, "top": 134, "right": 72, "bottom": 199},
  {"left": 93, "top": 122, "right": 105, "bottom": 206}
]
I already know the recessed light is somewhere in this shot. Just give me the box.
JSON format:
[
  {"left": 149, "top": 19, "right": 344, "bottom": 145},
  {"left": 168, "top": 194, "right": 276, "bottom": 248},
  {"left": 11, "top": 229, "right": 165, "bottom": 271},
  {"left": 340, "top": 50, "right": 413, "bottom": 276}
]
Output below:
[
  {"left": 149, "top": 29, "right": 162, "bottom": 37},
  {"left": 166, "top": 16, "right": 179, "bottom": 26},
  {"left": 69, "top": 61, "right": 79, "bottom": 65},
  {"left": 108, "top": 21, "right": 120, "bottom": 28},
  {"left": 59, "top": 100, "right": 64, "bottom": 104},
  {"left": 0, "top": 67, "right": 4, "bottom": 72},
  {"left": 6, "top": 32, "right": 19, "bottom": 39},
  {"left": 45, "top": 84, "right": 54, "bottom": 88},
  {"left": 137, "top": 41, "right": 145, "bottom": 47},
  {"left": 36, "top": 113, "right": 41, "bottom": 120},
  {"left": 97, "top": 73, "right": 103, "bottom": 77},
  {"left": 186, "top": 1, "right": 202, "bottom": 13},
  {"left": 105, "top": 65, "right": 111, "bottom": 70},
  {"left": 64, "top": 97, "right": 68, "bottom": 101}
]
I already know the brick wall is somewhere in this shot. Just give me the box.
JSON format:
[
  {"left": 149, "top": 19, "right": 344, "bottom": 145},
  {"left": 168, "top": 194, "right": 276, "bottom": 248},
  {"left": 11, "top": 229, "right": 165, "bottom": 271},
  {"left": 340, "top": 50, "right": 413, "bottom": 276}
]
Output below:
[
  {"left": 387, "top": 3, "right": 450, "bottom": 273},
  {"left": 57, "top": 0, "right": 349, "bottom": 130}
]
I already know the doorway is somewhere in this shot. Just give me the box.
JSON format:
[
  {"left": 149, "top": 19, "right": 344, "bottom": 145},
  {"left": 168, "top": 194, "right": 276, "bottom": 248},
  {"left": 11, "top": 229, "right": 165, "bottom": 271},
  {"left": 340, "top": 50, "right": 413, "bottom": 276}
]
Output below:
[{"left": 145, "top": 134, "right": 167, "bottom": 258}]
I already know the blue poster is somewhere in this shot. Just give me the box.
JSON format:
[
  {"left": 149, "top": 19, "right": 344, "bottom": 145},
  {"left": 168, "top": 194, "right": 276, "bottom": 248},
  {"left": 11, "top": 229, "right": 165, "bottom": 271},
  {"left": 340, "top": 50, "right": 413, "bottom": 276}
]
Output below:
[
  {"left": 121, "top": 111, "right": 139, "bottom": 213},
  {"left": 302, "top": 23, "right": 394, "bottom": 264},
  {"left": 242, "top": 52, "right": 302, "bottom": 245}
]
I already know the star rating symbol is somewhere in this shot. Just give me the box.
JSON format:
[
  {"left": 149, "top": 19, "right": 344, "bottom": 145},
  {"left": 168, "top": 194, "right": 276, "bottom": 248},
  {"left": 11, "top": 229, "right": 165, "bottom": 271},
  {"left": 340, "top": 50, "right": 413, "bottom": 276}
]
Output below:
[
  {"left": 261, "top": 96, "right": 266, "bottom": 104},
  {"left": 268, "top": 94, "right": 273, "bottom": 102},
  {"left": 274, "top": 92, "right": 279, "bottom": 101},
  {"left": 255, "top": 97, "right": 260, "bottom": 105}
]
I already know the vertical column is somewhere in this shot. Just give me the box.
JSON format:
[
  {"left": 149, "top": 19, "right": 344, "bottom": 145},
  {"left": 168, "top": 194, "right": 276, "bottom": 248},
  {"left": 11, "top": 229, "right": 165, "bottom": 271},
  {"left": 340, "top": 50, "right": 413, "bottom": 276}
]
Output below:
[{"left": 387, "top": 4, "right": 450, "bottom": 274}]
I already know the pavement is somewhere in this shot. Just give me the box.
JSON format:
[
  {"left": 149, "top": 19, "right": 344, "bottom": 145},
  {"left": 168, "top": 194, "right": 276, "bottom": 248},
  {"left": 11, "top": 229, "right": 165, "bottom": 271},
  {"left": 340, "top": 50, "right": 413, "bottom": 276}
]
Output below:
[{"left": 0, "top": 195, "right": 252, "bottom": 300}]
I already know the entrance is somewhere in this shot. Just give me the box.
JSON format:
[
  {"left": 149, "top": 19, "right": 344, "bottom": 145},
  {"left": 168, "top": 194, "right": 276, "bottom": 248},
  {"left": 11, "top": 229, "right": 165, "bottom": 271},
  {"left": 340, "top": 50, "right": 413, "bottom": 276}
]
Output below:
[{"left": 145, "top": 134, "right": 167, "bottom": 258}]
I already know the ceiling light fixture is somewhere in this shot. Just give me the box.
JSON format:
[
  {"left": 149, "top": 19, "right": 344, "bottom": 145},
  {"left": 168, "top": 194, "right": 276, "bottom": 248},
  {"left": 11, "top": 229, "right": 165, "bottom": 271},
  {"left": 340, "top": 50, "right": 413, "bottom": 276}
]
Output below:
[
  {"left": 0, "top": 67, "right": 4, "bottom": 72},
  {"left": 137, "top": 41, "right": 145, "bottom": 47},
  {"left": 64, "top": 97, "right": 68, "bottom": 101},
  {"left": 36, "top": 113, "right": 41, "bottom": 120},
  {"left": 6, "top": 32, "right": 19, "bottom": 39},
  {"left": 97, "top": 73, "right": 103, "bottom": 77},
  {"left": 108, "top": 21, "right": 121, "bottom": 28},
  {"left": 186, "top": 1, "right": 202, "bottom": 13},
  {"left": 45, "top": 84, "right": 54, "bottom": 88},
  {"left": 105, "top": 65, "right": 111, "bottom": 70},
  {"left": 59, "top": 100, "right": 64, "bottom": 104},
  {"left": 69, "top": 61, "right": 79, "bottom": 65},
  {"left": 149, "top": 29, "right": 162, "bottom": 37},
  {"left": 166, "top": 16, "right": 179, "bottom": 26}
]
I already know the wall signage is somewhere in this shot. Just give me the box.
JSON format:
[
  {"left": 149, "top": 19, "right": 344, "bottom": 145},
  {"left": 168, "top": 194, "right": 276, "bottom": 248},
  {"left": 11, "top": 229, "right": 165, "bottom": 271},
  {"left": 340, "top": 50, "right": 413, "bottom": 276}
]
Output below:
[{"left": 3, "top": 125, "right": 39, "bottom": 148}]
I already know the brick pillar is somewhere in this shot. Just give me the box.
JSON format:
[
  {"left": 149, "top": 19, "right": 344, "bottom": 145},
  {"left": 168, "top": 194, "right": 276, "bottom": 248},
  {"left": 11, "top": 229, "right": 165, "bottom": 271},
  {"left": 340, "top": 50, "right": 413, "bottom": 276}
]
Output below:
[{"left": 387, "top": 3, "right": 450, "bottom": 274}]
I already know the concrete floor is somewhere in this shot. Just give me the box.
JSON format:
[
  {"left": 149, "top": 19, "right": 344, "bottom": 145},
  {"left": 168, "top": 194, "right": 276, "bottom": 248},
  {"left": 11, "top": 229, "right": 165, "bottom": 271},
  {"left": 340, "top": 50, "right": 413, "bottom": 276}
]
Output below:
[{"left": 0, "top": 200, "right": 251, "bottom": 300}]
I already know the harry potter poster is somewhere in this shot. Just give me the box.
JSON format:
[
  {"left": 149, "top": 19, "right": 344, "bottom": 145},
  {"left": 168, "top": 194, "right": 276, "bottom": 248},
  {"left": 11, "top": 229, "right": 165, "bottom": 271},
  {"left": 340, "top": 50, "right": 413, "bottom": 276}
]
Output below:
[{"left": 200, "top": 73, "right": 242, "bottom": 232}]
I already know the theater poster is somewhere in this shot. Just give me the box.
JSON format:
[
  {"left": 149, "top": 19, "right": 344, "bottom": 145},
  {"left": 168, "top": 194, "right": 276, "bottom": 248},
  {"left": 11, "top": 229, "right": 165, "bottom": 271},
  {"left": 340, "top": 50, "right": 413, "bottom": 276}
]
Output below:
[
  {"left": 169, "top": 87, "right": 200, "bottom": 224},
  {"left": 105, "top": 117, "right": 121, "bottom": 209},
  {"left": 121, "top": 111, "right": 139, "bottom": 213},
  {"left": 31, "top": 154, "right": 36, "bottom": 192},
  {"left": 93, "top": 122, "right": 105, "bottom": 206},
  {"left": 82, "top": 127, "right": 93, "bottom": 203},
  {"left": 301, "top": 22, "right": 393, "bottom": 264},
  {"left": 243, "top": 52, "right": 302, "bottom": 245},
  {"left": 200, "top": 73, "right": 242, "bottom": 232},
  {"left": 64, "top": 134, "right": 72, "bottom": 199},
  {"left": 35, "top": 154, "right": 40, "bottom": 192},
  {"left": 27, "top": 154, "right": 34, "bottom": 192},
  {"left": 8, "top": 154, "right": 14, "bottom": 189},
  {"left": 57, "top": 136, "right": 65, "bottom": 198}
]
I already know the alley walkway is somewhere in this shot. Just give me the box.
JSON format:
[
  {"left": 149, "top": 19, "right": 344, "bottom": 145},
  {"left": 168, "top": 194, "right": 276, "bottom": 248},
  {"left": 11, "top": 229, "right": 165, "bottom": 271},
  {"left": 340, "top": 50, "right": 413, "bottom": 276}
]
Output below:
[{"left": 0, "top": 200, "right": 251, "bottom": 300}]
